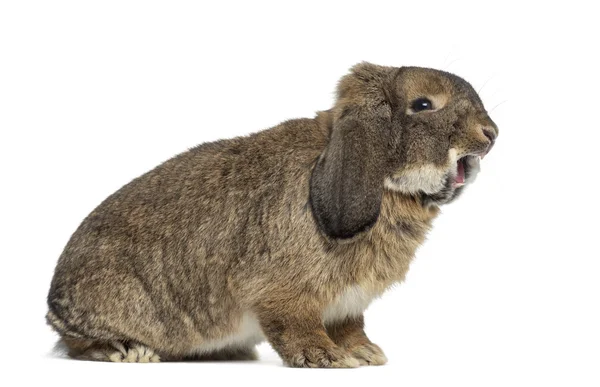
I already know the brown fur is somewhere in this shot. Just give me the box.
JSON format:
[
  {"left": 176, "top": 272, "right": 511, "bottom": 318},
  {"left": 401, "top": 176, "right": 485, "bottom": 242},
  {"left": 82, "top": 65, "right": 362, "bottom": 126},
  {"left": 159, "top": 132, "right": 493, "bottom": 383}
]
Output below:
[{"left": 47, "top": 62, "right": 497, "bottom": 367}]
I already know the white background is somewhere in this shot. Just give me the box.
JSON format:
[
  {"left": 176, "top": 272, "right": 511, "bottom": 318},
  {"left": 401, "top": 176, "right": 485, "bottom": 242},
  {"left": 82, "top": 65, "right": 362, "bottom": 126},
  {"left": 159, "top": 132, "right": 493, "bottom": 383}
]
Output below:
[{"left": 1, "top": 1, "right": 598, "bottom": 386}]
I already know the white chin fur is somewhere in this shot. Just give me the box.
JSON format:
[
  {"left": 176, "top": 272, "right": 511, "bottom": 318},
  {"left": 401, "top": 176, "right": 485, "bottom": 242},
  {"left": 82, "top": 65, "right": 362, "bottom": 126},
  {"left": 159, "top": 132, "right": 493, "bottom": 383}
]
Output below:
[
  {"left": 385, "top": 168, "right": 448, "bottom": 194},
  {"left": 385, "top": 148, "right": 459, "bottom": 194}
]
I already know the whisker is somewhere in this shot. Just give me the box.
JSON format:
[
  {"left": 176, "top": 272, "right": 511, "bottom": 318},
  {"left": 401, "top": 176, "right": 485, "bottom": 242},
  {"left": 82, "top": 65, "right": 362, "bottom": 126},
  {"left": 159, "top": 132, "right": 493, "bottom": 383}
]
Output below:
[
  {"left": 443, "top": 58, "right": 461, "bottom": 70},
  {"left": 478, "top": 75, "right": 495, "bottom": 94},
  {"left": 489, "top": 100, "right": 508, "bottom": 113},
  {"left": 441, "top": 50, "right": 453, "bottom": 68}
]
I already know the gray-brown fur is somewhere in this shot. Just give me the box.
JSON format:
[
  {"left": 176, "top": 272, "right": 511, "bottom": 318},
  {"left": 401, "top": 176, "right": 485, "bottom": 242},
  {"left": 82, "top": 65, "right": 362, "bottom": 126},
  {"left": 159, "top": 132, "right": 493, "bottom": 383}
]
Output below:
[{"left": 47, "top": 62, "right": 497, "bottom": 367}]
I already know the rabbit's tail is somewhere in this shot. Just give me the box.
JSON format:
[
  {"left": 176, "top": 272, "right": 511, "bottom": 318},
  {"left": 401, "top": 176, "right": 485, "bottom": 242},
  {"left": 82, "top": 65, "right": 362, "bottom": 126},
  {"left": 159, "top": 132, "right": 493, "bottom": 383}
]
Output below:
[{"left": 45, "top": 309, "right": 86, "bottom": 338}]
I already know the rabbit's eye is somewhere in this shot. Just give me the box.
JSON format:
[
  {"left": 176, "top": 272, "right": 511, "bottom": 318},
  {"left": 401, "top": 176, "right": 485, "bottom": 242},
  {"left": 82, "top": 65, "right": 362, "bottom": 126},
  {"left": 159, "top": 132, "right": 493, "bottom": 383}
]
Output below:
[{"left": 411, "top": 98, "right": 434, "bottom": 113}]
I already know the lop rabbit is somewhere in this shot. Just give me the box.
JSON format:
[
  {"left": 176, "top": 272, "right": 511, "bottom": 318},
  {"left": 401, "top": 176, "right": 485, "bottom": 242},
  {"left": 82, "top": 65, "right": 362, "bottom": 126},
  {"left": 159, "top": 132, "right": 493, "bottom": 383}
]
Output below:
[{"left": 47, "top": 62, "right": 498, "bottom": 367}]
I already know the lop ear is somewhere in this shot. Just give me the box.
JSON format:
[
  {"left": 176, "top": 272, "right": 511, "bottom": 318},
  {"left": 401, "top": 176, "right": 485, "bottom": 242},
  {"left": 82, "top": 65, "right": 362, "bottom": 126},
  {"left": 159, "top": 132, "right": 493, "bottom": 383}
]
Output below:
[{"left": 309, "top": 63, "right": 397, "bottom": 240}]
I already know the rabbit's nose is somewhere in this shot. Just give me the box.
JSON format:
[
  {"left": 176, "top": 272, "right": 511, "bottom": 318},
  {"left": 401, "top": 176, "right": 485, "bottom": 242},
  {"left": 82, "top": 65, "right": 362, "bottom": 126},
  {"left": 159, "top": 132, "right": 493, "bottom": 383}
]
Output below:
[
  {"left": 482, "top": 127, "right": 496, "bottom": 141},
  {"left": 481, "top": 127, "right": 496, "bottom": 156}
]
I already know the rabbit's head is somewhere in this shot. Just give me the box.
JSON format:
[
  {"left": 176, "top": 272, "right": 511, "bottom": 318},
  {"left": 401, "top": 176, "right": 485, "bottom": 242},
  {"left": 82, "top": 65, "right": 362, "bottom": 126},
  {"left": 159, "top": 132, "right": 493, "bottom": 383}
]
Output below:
[{"left": 310, "top": 62, "right": 498, "bottom": 240}]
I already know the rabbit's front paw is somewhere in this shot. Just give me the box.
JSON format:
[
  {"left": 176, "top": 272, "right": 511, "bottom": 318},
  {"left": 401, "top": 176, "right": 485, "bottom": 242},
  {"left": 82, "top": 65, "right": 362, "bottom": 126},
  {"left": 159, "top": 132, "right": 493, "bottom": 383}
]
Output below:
[
  {"left": 350, "top": 342, "right": 387, "bottom": 366},
  {"left": 286, "top": 346, "right": 360, "bottom": 368}
]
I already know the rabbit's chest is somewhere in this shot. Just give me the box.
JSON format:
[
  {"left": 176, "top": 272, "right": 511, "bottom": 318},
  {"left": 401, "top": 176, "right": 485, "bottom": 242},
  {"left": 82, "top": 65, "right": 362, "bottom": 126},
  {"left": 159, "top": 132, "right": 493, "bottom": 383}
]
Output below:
[
  {"left": 322, "top": 285, "right": 380, "bottom": 324},
  {"left": 192, "top": 313, "right": 265, "bottom": 354}
]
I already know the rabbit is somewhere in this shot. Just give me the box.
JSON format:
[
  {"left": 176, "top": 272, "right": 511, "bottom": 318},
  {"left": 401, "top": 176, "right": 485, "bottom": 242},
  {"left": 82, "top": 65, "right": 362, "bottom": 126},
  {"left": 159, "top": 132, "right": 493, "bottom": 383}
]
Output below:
[{"left": 46, "top": 62, "right": 498, "bottom": 367}]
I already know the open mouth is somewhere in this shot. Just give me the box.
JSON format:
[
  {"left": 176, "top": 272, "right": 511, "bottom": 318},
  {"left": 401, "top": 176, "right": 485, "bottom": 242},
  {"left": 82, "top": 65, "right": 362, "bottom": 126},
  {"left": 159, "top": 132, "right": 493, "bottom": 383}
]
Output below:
[
  {"left": 453, "top": 155, "right": 480, "bottom": 188},
  {"left": 455, "top": 157, "right": 466, "bottom": 187},
  {"left": 420, "top": 154, "right": 483, "bottom": 206}
]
